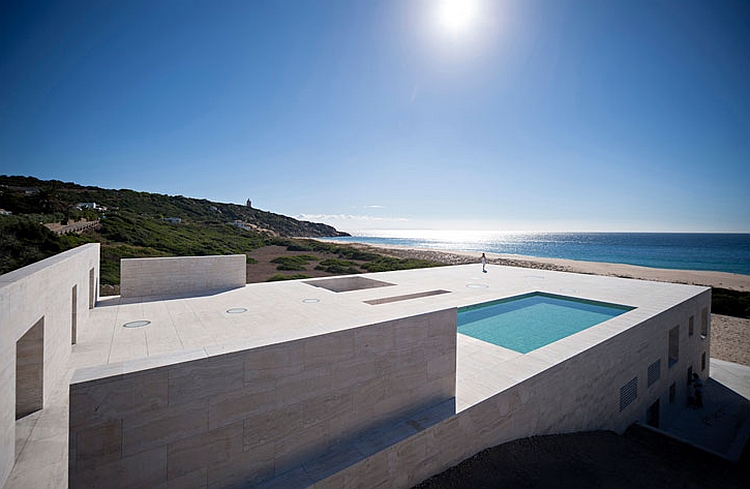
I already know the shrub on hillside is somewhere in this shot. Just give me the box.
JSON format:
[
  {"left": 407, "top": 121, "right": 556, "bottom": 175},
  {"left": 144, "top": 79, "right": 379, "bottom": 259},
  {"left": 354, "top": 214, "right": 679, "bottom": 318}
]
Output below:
[
  {"left": 266, "top": 274, "right": 311, "bottom": 282},
  {"left": 360, "top": 257, "right": 441, "bottom": 273},
  {"left": 270, "top": 255, "right": 318, "bottom": 271},
  {"left": 0, "top": 216, "right": 63, "bottom": 275},
  {"left": 712, "top": 288, "right": 750, "bottom": 319},
  {"left": 315, "top": 259, "right": 360, "bottom": 274}
]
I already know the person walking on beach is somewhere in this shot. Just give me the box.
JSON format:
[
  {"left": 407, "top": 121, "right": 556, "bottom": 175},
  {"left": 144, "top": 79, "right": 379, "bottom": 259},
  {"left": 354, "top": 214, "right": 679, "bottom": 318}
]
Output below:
[{"left": 481, "top": 253, "right": 487, "bottom": 273}]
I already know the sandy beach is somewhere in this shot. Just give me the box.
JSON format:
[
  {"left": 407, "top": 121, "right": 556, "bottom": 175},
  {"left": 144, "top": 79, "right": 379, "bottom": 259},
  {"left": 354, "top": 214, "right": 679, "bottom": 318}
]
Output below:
[{"left": 349, "top": 242, "right": 750, "bottom": 291}]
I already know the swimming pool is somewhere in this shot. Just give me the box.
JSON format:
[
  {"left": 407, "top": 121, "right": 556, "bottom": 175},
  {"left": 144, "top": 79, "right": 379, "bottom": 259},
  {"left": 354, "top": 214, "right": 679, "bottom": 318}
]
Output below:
[{"left": 457, "top": 292, "right": 633, "bottom": 353}]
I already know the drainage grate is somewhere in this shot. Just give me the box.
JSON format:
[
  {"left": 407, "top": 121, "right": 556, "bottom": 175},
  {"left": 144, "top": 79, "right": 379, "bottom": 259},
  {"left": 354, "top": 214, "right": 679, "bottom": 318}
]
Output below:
[
  {"left": 123, "top": 320, "right": 151, "bottom": 329},
  {"left": 647, "top": 359, "right": 661, "bottom": 387},
  {"left": 619, "top": 377, "right": 638, "bottom": 411}
]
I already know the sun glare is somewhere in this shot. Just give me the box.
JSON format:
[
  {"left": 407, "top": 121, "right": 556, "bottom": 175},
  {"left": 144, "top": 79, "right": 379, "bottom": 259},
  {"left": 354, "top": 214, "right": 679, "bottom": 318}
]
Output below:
[{"left": 438, "top": 0, "right": 478, "bottom": 35}]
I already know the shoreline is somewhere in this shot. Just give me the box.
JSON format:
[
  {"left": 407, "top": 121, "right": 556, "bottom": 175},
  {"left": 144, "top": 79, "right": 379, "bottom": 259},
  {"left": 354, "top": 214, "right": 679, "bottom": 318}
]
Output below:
[{"left": 336, "top": 241, "right": 750, "bottom": 292}]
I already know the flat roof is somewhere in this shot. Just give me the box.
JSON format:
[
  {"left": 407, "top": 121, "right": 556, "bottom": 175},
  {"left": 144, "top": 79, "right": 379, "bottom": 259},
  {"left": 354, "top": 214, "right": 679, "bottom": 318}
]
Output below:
[{"left": 72, "top": 264, "right": 708, "bottom": 411}]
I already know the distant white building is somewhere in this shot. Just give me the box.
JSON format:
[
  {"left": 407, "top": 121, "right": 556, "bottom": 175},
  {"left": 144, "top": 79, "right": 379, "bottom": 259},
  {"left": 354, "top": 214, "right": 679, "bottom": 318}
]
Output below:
[
  {"left": 231, "top": 220, "right": 256, "bottom": 231},
  {"left": 74, "top": 203, "right": 98, "bottom": 210},
  {"left": 0, "top": 209, "right": 11, "bottom": 215}
]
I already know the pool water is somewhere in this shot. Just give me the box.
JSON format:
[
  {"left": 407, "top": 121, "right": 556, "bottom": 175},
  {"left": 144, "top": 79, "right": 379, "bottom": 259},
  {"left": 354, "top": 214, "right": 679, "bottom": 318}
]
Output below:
[{"left": 458, "top": 292, "right": 633, "bottom": 353}]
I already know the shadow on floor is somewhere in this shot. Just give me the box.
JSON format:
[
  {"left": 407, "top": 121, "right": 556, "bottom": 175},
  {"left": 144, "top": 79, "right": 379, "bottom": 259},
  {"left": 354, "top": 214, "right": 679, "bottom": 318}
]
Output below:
[{"left": 660, "top": 377, "right": 750, "bottom": 461}]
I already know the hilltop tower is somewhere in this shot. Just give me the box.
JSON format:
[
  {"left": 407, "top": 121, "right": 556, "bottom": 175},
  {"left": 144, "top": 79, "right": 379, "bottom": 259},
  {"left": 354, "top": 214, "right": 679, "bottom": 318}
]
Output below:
[{"left": 246, "top": 199, "right": 252, "bottom": 208}]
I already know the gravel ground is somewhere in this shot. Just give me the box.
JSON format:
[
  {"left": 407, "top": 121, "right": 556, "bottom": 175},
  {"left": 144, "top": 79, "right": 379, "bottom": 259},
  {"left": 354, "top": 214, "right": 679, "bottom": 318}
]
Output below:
[{"left": 710, "top": 314, "right": 750, "bottom": 366}]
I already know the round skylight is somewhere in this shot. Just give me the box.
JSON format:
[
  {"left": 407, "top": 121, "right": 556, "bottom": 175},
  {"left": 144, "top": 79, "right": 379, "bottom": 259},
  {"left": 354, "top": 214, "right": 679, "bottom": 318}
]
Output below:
[
  {"left": 123, "top": 320, "right": 151, "bottom": 328},
  {"left": 226, "top": 308, "right": 248, "bottom": 314}
]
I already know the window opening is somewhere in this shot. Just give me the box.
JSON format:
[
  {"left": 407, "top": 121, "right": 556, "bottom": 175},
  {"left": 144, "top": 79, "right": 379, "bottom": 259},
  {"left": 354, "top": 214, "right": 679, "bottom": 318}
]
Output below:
[
  {"left": 89, "top": 268, "right": 95, "bottom": 309},
  {"left": 647, "top": 359, "right": 661, "bottom": 387},
  {"left": 16, "top": 317, "right": 44, "bottom": 419},
  {"left": 668, "top": 326, "right": 679, "bottom": 367},
  {"left": 71, "top": 285, "right": 77, "bottom": 344},
  {"left": 700, "top": 308, "right": 708, "bottom": 338}
]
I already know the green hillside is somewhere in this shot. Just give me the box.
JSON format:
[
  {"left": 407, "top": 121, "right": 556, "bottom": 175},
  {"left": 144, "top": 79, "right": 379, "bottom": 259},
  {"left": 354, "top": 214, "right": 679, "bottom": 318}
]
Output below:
[
  {"left": 0, "top": 175, "right": 350, "bottom": 284},
  {"left": 0, "top": 175, "right": 345, "bottom": 235}
]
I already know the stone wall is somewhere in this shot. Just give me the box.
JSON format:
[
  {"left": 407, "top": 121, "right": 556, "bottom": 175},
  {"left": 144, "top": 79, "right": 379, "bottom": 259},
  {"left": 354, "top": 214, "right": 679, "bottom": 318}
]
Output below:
[
  {"left": 311, "top": 289, "right": 712, "bottom": 488},
  {"left": 120, "top": 254, "right": 246, "bottom": 298},
  {"left": 0, "top": 244, "right": 100, "bottom": 488},
  {"left": 68, "top": 308, "right": 457, "bottom": 488}
]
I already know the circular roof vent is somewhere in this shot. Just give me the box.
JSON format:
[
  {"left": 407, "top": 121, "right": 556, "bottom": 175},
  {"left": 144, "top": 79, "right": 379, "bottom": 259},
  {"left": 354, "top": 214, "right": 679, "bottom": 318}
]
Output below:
[
  {"left": 226, "top": 308, "right": 248, "bottom": 314},
  {"left": 123, "top": 320, "right": 151, "bottom": 329}
]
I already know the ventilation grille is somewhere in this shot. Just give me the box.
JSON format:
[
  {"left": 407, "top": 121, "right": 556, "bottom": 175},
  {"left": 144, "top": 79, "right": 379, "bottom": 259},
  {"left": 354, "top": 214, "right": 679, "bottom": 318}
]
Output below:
[
  {"left": 620, "top": 377, "right": 638, "bottom": 411},
  {"left": 647, "top": 359, "right": 661, "bottom": 387}
]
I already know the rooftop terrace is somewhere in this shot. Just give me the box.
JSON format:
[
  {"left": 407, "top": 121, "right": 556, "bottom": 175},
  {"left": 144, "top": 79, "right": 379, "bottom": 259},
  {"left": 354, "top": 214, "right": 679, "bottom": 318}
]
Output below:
[
  {"left": 4, "top": 254, "right": 721, "bottom": 488},
  {"left": 71, "top": 263, "right": 701, "bottom": 411}
]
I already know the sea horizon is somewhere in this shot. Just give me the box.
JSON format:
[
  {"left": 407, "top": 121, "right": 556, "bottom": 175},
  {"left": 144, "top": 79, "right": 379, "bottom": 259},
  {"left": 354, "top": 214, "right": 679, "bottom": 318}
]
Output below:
[{"left": 325, "top": 230, "right": 750, "bottom": 276}]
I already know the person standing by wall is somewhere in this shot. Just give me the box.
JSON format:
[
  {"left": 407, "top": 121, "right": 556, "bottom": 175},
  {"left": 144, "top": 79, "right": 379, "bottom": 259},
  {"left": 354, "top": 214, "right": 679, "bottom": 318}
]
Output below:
[{"left": 481, "top": 253, "right": 487, "bottom": 273}]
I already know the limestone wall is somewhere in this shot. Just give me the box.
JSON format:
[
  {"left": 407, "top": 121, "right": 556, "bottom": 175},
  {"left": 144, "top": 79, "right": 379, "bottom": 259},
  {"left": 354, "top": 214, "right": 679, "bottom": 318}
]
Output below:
[
  {"left": 68, "top": 308, "right": 457, "bottom": 488},
  {"left": 312, "top": 289, "right": 712, "bottom": 488},
  {"left": 0, "top": 244, "right": 100, "bottom": 488},
  {"left": 120, "top": 254, "right": 246, "bottom": 298}
]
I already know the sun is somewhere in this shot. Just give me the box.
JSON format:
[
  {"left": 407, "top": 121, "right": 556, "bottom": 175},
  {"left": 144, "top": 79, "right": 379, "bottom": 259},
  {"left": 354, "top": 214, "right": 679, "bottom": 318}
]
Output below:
[{"left": 438, "top": 0, "right": 478, "bottom": 35}]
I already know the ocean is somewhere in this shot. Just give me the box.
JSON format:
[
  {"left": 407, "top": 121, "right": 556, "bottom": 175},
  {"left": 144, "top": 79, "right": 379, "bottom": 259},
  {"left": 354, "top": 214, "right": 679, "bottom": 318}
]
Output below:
[{"left": 326, "top": 231, "right": 750, "bottom": 276}]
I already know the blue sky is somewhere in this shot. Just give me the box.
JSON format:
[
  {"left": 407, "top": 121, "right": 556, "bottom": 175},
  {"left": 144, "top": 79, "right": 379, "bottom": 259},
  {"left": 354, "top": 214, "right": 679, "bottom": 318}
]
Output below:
[{"left": 1, "top": 0, "right": 748, "bottom": 233}]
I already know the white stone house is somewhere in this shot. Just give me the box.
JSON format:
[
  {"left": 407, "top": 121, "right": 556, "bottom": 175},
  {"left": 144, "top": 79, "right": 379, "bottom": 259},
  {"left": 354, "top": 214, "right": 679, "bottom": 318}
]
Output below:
[{"left": 0, "top": 245, "right": 711, "bottom": 488}]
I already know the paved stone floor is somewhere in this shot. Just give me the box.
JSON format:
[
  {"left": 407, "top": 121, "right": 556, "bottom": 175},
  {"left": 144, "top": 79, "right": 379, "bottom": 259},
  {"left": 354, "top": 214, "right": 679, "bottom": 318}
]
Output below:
[{"left": 660, "top": 359, "right": 750, "bottom": 461}]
